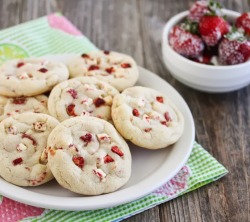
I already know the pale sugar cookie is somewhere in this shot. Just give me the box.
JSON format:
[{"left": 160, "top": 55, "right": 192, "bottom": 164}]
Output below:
[
  {"left": 0, "top": 58, "right": 69, "bottom": 97},
  {"left": 48, "top": 77, "right": 119, "bottom": 122},
  {"left": 45, "top": 116, "right": 131, "bottom": 195},
  {"left": 0, "top": 95, "right": 48, "bottom": 121},
  {"left": 68, "top": 50, "right": 139, "bottom": 91},
  {"left": 0, "top": 113, "right": 59, "bottom": 186},
  {"left": 111, "top": 86, "right": 184, "bottom": 149}
]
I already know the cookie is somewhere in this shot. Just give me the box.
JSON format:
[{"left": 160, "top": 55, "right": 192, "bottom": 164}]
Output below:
[
  {"left": 0, "top": 58, "right": 69, "bottom": 97},
  {"left": 48, "top": 77, "right": 119, "bottom": 122},
  {"left": 0, "top": 113, "right": 59, "bottom": 186},
  {"left": 46, "top": 116, "right": 131, "bottom": 195},
  {"left": 68, "top": 50, "right": 139, "bottom": 91},
  {"left": 0, "top": 95, "right": 48, "bottom": 122},
  {"left": 111, "top": 86, "right": 184, "bottom": 149}
]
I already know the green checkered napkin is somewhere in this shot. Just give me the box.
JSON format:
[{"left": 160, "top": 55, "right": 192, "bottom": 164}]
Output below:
[{"left": 0, "top": 14, "right": 228, "bottom": 222}]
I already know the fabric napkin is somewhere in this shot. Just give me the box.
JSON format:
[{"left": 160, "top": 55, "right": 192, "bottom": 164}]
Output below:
[{"left": 0, "top": 14, "right": 228, "bottom": 222}]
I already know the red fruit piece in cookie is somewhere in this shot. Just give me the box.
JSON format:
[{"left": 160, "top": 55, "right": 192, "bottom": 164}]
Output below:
[
  {"left": 80, "top": 133, "right": 92, "bottom": 144},
  {"left": 104, "top": 155, "right": 114, "bottom": 163},
  {"left": 156, "top": 96, "right": 164, "bottom": 103},
  {"left": 88, "top": 65, "right": 99, "bottom": 71},
  {"left": 169, "top": 26, "right": 204, "bottom": 58},
  {"left": 121, "top": 63, "right": 131, "bottom": 68},
  {"left": 218, "top": 31, "right": 250, "bottom": 65},
  {"left": 111, "top": 146, "right": 124, "bottom": 157},
  {"left": 66, "top": 104, "right": 77, "bottom": 116},
  {"left": 17, "top": 62, "right": 25, "bottom": 68},
  {"left": 199, "top": 15, "right": 229, "bottom": 46},
  {"left": 72, "top": 156, "right": 84, "bottom": 168},
  {"left": 38, "top": 68, "right": 48, "bottom": 73},
  {"left": 132, "top": 108, "right": 140, "bottom": 117},
  {"left": 94, "top": 98, "right": 105, "bottom": 107},
  {"left": 67, "top": 89, "right": 78, "bottom": 99},
  {"left": 13, "top": 157, "right": 23, "bottom": 166},
  {"left": 236, "top": 12, "right": 250, "bottom": 36},
  {"left": 12, "top": 97, "right": 26, "bottom": 105},
  {"left": 81, "top": 53, "right": 90, "bottom": 59}
]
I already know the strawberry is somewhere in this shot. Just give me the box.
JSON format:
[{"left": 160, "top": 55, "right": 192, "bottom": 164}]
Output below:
[
  {"left": 188, "top": 0, "right": 222, "bottom": 22},
  {"left": 199, "top": 15, "right": 229, "bottom": 46},
  {"left": 169, "top": 26, "right": 204, "bottom": 58},
  {"left": 236, "top": 12, "right": 250, "bottom": 36},
  {"left": 218, "top": 30, "right": 250, "bottom": 65}
]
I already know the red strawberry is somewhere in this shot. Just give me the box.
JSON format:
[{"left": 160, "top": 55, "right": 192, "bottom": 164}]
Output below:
[
  {"left": 218, "top": 31, "right": 250, "bottom": 65},
  {"left": 188, "top": 1, "right": 222, "bottom": 22},
  {"left": 169, "top": 26, "right": 204, "bottom": 58},
  {"left": 199, "top": 15, "right": 229, "bottom": 46},
  {"left": 188, "top": 1, "right": 210, "bottom": 22},
  {"left": 236, "top": 12, "right": 250, "bottom": 36}
]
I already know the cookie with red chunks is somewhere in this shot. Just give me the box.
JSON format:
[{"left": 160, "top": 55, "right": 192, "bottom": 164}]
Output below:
[
  {"left": 0, "top": 113, "right": 59, "bottom": 186},
  {"left": 46, "top": 116, "right": 131, "bottom": 195},
  {"left": 0, "top": 58, "right": 69, "bottom": 97},
  {"left": 48, "top": 77, "right": 119, "bottom": 122},
  {"left": 218, "top": 30, "right": 250, "bottom": 65},
  {"left": 169, "top": 25, "right": 204, "bottom": 58},
  {"left": 68, "top": 50, "right": 139, "bottom": 92},
  {"left": 0, "top": 95, "right": 48, "bottom": 121},
  {"left": 236, "top": 12, "right": 250, "bottom": 36},
  {"left": 111, "top": 86, "right": 184, "bottom": 149}
]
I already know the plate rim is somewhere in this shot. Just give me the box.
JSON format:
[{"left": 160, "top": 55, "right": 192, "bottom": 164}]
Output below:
[{"left": 0, "top": 54, "right": 195, "bottom": 210}]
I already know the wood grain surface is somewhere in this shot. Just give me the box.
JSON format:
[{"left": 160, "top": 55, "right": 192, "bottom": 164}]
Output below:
[{"left": 0, "top": 0, "right": 249, "bottom": 221}]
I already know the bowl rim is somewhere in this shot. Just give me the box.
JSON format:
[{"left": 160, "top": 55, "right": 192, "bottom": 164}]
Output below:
[{"left": 162, "top": 9, "right": 250, "bottom": 70}]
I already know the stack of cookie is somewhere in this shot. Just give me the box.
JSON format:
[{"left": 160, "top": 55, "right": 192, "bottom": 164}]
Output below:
[{"left": 0, "top": 50, "right": 184, "bottom": 196}]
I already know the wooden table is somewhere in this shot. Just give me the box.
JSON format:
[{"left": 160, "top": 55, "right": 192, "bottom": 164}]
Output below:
[{"left": 0, "top": 0, "right": 249, "bottom": 221}]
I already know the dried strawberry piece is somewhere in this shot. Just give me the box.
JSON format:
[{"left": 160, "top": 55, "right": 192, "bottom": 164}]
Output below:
[
  {"left": 12, "top": 97, "right": 26, "bottom": 105},
  {"left": 144, "top": 128, "right": 152, "bottom": 132},
  {"left": 88, "top": 65, "right": 99, "bottom": 71},
  {"left": 66, "top": 104, "right": 77, "bottom": 116},
  {"left": 17, "top": 62, "right": 25, "bottom": 68},
  {"left": 13, "top": 157, "right": 23, "bottom": 166},
  {"left": 111, "top": 146, "right": 124, "bottom": 157},
  {"left": 38, "top": 68, "right": 48, "bottom": 73},
  {"left": 105, "top": 67, "right": 115, "bottom": 74},
  {"left": 80, "top": 133, "right": 92, "bottom": 144},
  {"left": 67, "top": 89, "right": 78, "bottom": 99},
  {"left": 156, "top": 96, "right": 164, "bottom": 103},
  {"left": 132, "top": 108, "right": 140, "bottom": 117},
  {"left": 94, "top": 98, "right": 105, "bottom": 107},
  {"left": 104, "top": 154, "right": 114, "bottom": 163},
  {"left": 121, "top": 63, "right": 131, "bottom": 68},
  {"left": 72, "top": 156, "right": 84, "bottom": 168},
  {"left": 22, "top": 133, "right": 37, "bottom": 146},
  {"left": 103, "top": 50, "right": 110, "bottom": 55},
  {"left": 81, "top": 53, "right": 90, "bottom": 59},
  {"left": 161, "top": 121, "right": 169, "bottom": 126},
  {"left": 164, "top": 112, "right": 172, "bottom": 122}
]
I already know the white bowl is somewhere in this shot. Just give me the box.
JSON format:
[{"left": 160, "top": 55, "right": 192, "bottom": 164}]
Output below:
[{"left": 162, "top": 9, "right": 250, "bottom": 93}]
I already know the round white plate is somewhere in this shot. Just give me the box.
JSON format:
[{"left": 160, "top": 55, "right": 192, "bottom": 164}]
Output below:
[{"left": 0, "top": 54, "right": 195, "bottom": 210}]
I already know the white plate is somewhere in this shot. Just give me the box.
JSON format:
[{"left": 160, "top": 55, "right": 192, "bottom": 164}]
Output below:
[{"left": 0, "top": 54, "right": 195, "bottom": 210}]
